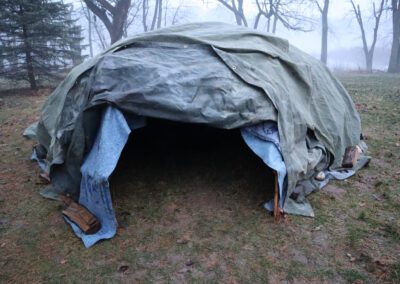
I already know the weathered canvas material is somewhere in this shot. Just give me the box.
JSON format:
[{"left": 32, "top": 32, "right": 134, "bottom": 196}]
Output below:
[{"left": 28, "top": 22, "right": 362, "bottom": 212}]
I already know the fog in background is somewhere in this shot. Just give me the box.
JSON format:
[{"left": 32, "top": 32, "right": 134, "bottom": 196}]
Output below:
[{"left": 72, "top": 0, "right": 393, "bottom": 71}]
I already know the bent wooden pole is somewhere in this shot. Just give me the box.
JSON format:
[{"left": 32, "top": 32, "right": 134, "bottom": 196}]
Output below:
[{"left": 273, "top": 170, "right": 281, "bottom": 222}]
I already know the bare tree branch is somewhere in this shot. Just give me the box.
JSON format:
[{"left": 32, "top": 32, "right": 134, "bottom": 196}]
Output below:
[
  {"left": 83, "top": 0, "right": 131, "bottom": 44},
  {"left": 150, "top": 0, "right": 159, "bottom": 30},
  {"left": 350, "top": 0, "right": 384, "bottom": 72},
  {"left": 92, "top": 15, "right": 107, "bottom": 49},
  {"left": 216, "top": 0, "right": 248, "bottom": 26}
]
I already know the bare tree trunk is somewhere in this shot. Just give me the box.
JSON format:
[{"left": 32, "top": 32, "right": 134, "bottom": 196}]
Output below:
[
  {"left": 272, "top": 13, "right": 278, "bottom": 33},
  {"left": 80, "top": 0, "right": 94, "bottom": 56},
  {"left": 231, "top": 0, "right": 242, "bottom": 25},
  {"left": 388, "top": 0, "right": 400, "bottom": 73},
  {"left": 171, "top": 0, "right": 182, "bottom": 25},
  {"left": 88, "top": 10, "right": 94, "bottom": 57},
  {"left": 93, "top": 15, "right": 107, "bottom": 49},
  {"left": 254, "top": 0, "right": 264, "bottom": 29},
  {"left": 157, "top": 0, "right": 163, "bottom": 29},
  {"left": 313, "top": 0, "right": 329, "bottom": 64},
  {"left": 237, "top": 0, "right": 248, "bottom": 27},
  {"left": 142, "top": 0, "right": 148, "bottom": 31},
  {"left": 216, "top": 0, "right": 247, "bottom": 26},
  {"left": 366, "top": 53, "right": 373, "bottom": 72},
  {"left": 254, "top": 12, "right": 262, "bottom": 29},
  {"left": 164, "top": 0, "right": 168, "bottom": 27},
  {"left": 320, "top": 0, "right": 329, "bottom": 64},
  {"left": 254, "top": 0, "right": 272, "bottom": 30},
  {"left": 110, "top": 0, "right": 131, "bottom": 43},
  {"left": 84, "top": 0, "right": 131, "bottom": 45},
  {"left": 124, "top": 0, "right": 143, "bottom": 36},
  {"left": 150, "top": 0, "right": 159, "bottom": 30},
  {"left": 22, "top": 24, "right": 36, "bottom": 90},
  {"left": 270, "top": 0, "right": 280, "bottom": 34},
  {"left": 350, "top": 0, "right": 384, "bottom": 73}
]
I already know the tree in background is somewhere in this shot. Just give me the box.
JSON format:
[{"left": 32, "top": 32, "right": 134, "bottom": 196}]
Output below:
[
  {"left": 270, "top": 0, "right": 314, "bottom": 33},
  {"left": 218, "top": 0, "right": 313, "bottom": 34},
  {"left": 80, "top": 1, "right": 94, "bottom": 57},
  {"left": 123, "top": 0, "right": 142, "bottom": 36},
  {"left": 350, "top": 0, "right": 385, "bottom": 72},
  {"left": 142, "top": 0, "right": 184, "bottom": 32},
  {"left": 153, "top": 0, "right": 163, "bottom": 30},
  {"left": 388, "top": 0, "right": 400, "bottom": 73},
  {"left": 254, "top": 0, "right": 274, "bottom": 30},
  {"left": 142, "top": 0, "right": 164, "bottom": 31},
  {"left": 83, "top": 0, "right": 131, "bottom": 45},
  {"left": 79, "top": 0, "right": 183, "bottom": 52},
  {"left": 215, "top": 0, "right": 248, "bottom": 26},
  {"left": 313, "top": 0, "right": 329, "bottom": 64},
  {"left": 0, "top": 0, "right": 84, "bottom": 89}
]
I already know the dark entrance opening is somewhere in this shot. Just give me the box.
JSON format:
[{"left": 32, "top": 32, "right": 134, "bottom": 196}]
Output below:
[{"left": 110, "top": 118, "right": 275, "bottom": 220}]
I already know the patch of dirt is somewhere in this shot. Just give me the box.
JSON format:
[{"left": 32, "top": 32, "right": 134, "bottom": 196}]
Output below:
[{"left": 322, "top": 184, "right": 346, "bottom": 200}]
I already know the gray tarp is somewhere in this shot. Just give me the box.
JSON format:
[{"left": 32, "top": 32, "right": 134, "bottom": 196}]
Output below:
[{"left": 27, "top": 22, "right": 363, "bottom": 213}]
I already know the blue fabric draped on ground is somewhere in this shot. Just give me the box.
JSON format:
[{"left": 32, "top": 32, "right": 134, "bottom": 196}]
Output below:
[
  {"left": 62, "top": 108, "right": 365, "bottom": 247},
  {"left": 26, "top": 23, "right": 368, "bottom": 219},
  {"left": 241, "top": 122, "right": 287, "bottom": 209},
  {"left": 66, "top": 106, "right": 136, "bottom": 248},
  {"left": 240, "top": 122, "right": 365, "bottom": 216},
  {"left": 67, "top": 115, "right": 290, "bottom": 247}
]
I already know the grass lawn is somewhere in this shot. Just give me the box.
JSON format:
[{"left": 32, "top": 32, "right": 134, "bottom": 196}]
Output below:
[{"left": 0, "top": 74, "right": 399, "bottom": 283}]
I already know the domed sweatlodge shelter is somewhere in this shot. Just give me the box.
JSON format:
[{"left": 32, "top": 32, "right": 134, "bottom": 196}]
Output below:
[{"left": 25, "top": 22, "right": 370, "bottom": 248}]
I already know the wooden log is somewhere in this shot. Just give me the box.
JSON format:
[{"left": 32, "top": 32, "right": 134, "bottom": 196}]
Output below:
[
  {"left": 342, "top": 146, "right": 360, "bottom": 168},
  {"left": 61, "top": 196, "right": 101, "bottom": 234}
]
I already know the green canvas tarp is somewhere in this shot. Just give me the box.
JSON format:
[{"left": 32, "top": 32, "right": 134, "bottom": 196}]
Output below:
[{"left": 26, "top": 22, "right": 367, "bottom": 215}]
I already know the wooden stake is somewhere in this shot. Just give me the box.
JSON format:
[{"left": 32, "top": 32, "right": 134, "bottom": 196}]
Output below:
[{"left": 273, "top": 171, "right": 281, "bottom": 222}]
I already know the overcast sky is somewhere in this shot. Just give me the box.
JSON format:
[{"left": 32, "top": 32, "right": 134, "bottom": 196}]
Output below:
[
  {"left": 72, "top": 0, "right": 393, "bottom": 69},
  {"left": 192, "top": 0, "right": 392, "bottom": 53}
]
